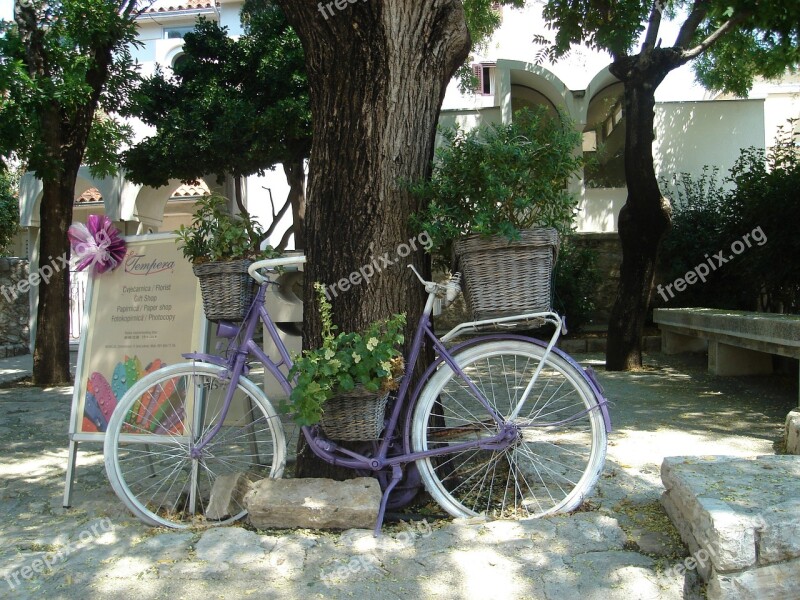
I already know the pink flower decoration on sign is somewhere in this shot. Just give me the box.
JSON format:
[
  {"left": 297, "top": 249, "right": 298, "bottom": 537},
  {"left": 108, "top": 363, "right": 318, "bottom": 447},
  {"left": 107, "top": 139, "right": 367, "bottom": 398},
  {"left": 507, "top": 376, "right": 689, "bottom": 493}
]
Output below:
[{"left": 68, "top": 215, "right": 127, "bottom": 275}]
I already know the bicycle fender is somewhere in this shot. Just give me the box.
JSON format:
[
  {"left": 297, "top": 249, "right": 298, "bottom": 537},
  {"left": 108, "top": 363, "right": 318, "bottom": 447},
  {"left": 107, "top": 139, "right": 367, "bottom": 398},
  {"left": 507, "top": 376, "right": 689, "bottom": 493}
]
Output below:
[{"left": 180, "top": 352, "right": 250, "bottom": 376}]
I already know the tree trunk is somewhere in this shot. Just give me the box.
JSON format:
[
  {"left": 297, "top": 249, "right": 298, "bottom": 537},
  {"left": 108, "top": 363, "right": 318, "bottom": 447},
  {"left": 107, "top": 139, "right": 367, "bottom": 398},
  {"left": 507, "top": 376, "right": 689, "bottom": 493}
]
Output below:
[
  {"left": 605, "top": 53, "right": 676, "bottom": 371},
  {"left": 283, "top": 159, "right": 306, "bottom": 250},
  {"left": 32, "top": 174, "right": 76, "bottom": 385},
  {"left": 276, "top": 0, "right": 470, "bottom": 477}
]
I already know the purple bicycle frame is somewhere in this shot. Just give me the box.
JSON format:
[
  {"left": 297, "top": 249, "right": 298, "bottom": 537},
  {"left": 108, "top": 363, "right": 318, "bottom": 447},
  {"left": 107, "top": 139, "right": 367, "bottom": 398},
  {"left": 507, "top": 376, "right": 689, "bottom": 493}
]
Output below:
[{"left": 184, "top": 275, "right": 612, "bottom": 533}]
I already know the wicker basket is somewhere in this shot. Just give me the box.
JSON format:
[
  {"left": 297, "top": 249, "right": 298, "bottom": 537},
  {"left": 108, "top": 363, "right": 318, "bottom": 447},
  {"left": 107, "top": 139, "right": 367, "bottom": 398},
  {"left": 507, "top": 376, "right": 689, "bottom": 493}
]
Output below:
[
  {"left": 192, "top": 259, "right": 256, "bottom": 322},
  {"left": 453, "top": 227, "right": 559, "bottom": 320},
  {"left": 319, "top": 387, "right": 389, "bottom": 441}
]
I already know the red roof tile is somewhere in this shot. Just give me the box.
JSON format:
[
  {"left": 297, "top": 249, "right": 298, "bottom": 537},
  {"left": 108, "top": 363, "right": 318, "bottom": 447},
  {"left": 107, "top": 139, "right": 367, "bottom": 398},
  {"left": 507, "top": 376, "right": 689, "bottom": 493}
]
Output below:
[
  {"left": 75, "top": 188, "right": 103, "bottom": 204},
  {"left": 146, "top": 1, "right": 219, "bottom": 13}
]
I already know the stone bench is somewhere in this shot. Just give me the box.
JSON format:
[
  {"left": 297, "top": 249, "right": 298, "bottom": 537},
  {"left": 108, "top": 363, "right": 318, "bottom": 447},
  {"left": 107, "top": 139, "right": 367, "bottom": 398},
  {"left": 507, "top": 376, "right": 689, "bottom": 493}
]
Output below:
[{"left": 653, "top": 308, "right": 800, "bottom": 406}]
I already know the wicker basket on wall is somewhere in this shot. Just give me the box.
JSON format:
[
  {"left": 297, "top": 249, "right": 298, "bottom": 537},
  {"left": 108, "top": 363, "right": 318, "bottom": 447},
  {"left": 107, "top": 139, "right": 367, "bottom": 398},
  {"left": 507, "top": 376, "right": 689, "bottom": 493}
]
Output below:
[
  {"left": 453, "top": 227, "right": 559, "bottom": 320},
  {"left": 192, "top": 259, "right": 256, "bottom": 322}
]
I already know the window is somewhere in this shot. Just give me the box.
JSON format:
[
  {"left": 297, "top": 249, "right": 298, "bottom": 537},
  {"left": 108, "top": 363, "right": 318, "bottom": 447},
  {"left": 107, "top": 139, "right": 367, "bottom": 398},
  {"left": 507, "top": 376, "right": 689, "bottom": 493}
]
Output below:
[
  {"left": 472, "top": 63, "right": 495, "bottom": 96},
  {"left": 172, "top": 53, "right": 188, "bottom": 71},
  {"left": 164, "top": 26, "right": 194, "bottom": 40}
]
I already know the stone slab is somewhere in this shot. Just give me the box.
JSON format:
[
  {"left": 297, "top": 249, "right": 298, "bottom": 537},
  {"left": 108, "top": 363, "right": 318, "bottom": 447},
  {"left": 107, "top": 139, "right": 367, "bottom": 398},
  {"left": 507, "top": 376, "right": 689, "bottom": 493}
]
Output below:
[
  {"left": 661, "top": 455, "right": 800, "bottom": 586},
  {"left": 244, "top": 477, "right": 381, "bottom": 530},
  {"left": 653, "top": 308, "right": 800, "bottom": 359},
  {"left": 707, "top": 557, "right": 800, "bottom": 600}
]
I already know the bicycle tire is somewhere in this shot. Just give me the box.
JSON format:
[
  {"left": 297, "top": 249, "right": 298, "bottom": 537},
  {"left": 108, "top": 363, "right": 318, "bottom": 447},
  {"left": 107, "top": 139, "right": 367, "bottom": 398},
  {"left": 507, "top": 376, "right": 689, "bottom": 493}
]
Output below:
[
  {"left": 411, "top": 340, "right": 606, "bottom": 520},
  {"left": 104, "top": 362, "right": 286, "bottom": 528}
]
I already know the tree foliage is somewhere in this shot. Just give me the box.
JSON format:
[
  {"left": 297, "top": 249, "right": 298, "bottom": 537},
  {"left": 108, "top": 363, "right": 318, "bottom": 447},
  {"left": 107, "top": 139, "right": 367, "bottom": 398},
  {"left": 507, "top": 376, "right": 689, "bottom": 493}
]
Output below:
[
  {"left": 0, "top": 0, "right": 141, "bottom": 384},
  {"left": 122, "top": 1, "right": 310, "bottom": 188},
  {"left": 0, "top": 167, "right": 19, "bottom": 255},
  {"left": 541, "top": 0, "right": 799, "bottom": 94},
  {"left": 0, "top": 0, "right": 140, "bottom": 179}
]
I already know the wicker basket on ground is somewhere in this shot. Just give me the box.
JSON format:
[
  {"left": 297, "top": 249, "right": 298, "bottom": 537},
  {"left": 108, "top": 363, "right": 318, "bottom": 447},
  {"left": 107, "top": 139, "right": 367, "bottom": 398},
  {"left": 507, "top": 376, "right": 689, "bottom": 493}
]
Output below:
[
  {"left": 192, "top": 259, "right": 256, "bottom": 322},
  {"left": 453, "top": 227, "right": 559, "bottom": 321},
  {"left": 319, "top": 386, "right": 390, "bottom": 441}
]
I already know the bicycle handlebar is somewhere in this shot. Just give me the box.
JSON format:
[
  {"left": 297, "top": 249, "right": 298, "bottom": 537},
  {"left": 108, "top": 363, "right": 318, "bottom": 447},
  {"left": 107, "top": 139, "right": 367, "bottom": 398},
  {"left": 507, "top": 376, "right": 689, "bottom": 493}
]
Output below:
[
  {"left": 248, "top": 255, "right": 307, "bottom": 284},
  {"left": 407, "top": 265, "right": 461, "bottom": 308}
]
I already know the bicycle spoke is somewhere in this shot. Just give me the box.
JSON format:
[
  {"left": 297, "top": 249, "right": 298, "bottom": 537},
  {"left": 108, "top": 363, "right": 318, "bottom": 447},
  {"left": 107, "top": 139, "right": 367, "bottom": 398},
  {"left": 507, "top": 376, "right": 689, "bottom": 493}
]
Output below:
[
  {"left": 413, "top": 340, "right": 606, "bottom": 521},
  {"left": 106, "top": 364, "right": 285, "bottom": 528}
]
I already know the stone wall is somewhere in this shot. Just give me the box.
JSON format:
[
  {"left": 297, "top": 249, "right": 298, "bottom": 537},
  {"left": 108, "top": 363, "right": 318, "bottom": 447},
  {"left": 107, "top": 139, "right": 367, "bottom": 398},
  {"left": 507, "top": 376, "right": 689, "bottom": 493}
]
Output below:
[
  {"left": 569, "top": 233, "right": 621, "bottom": 329},
  {"left": 0, "top": 258, "right": 31, "bottom": 357}
]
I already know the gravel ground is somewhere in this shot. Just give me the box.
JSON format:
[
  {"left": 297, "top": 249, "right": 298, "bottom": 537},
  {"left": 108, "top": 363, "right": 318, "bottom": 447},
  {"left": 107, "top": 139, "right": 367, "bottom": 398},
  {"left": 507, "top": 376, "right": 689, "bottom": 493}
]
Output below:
[{"left": 0, "top": 351, "right": 795, "bottom": 599}]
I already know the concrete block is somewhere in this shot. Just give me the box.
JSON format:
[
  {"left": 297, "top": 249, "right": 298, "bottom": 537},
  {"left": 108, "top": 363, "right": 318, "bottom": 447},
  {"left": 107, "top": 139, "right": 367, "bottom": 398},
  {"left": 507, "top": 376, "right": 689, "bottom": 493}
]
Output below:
[
  {"left": 587, "top": 337, "right": 607, "bottom": 353},
  {"left": 709, "top": 341, "right": 773, "bottom": 376},
  {"left": 786, "top": 410, "right": 800, "bottom": 455},
  {"left": 662, "top": 330, "right": 707, "bottom": 354},
  {"left": 244, "top": 477, "right": 381, "bottom": 530},
  {"left": 643, "top": 335, "right": 662, "bottom": 352}
]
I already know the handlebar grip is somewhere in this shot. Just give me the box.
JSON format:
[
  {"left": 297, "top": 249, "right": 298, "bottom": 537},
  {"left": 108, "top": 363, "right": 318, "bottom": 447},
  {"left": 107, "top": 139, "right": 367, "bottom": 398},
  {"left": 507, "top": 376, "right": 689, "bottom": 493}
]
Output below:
[{"left": 248, "top": 255, "right": 306, "bottom": 284}]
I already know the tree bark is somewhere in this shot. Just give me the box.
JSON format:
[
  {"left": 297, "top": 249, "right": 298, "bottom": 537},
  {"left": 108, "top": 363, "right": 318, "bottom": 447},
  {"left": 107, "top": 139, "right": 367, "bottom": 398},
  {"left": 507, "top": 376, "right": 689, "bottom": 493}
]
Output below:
[
  {"left": 32, "top": 176, "right": 75, "bottom": 385},
  {"left": 283, "top": 159, "right": 306, "bottom": 250},
  {"left": 275, "top": 0, "right": 470, "bottom": 476},
  {"left": 20, "top": 0, "right": 123, "bottom": 385},
  {"left": 605, "top": 51, "right": 678, "bottom": 371}
]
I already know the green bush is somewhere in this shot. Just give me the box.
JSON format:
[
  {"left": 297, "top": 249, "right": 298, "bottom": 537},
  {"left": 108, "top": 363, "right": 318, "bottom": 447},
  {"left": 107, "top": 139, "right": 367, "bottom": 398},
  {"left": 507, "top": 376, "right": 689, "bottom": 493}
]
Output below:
[
  {"left": 553, "top": 236, "right": 602, "bottom": 332},
  {"left": 658, "top": 167, "right": 743, "bottom": 308},
  {"left": 660, "top": 121, "right": 800, "bottom": 313},
  {"left": 0, "top": 168, "right": 19, "bottom": 255},
  {"left": 409, "top": 107, "right": 583, "bottom": 264},
  {"left": 722, "top": 123, "right": 800, "bottom": 313}
]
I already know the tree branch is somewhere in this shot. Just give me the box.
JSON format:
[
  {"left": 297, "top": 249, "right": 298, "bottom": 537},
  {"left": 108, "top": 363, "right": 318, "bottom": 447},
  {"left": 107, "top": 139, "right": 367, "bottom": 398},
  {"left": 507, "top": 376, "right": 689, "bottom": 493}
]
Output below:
[
  {"left": 642, "top": 2, "right": 664, "bottom": 52},
  {"left": 262, "top": 187, "right": 292, "bottom": 239},
  {"left": 674, "top": 1, "right": 709, "bottom": 49},
  {"left": 681, "top": 10, "right": 751, "bottom": 61}
]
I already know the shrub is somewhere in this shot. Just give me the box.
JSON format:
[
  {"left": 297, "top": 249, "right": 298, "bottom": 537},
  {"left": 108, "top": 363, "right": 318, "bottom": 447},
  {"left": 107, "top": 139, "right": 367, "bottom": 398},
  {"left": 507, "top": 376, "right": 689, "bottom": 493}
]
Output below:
[
  {"left": 552, "top": 236, "right": 602, "bottom": 332},
  {"left": 0, "top": 168, "right": 19, "bottom": 255},
  {"left": 409, "top": 107, "right": 583, "bottom": 264},
  {"left": 660, "top": 120, "right": 800, "bottom": 313}
]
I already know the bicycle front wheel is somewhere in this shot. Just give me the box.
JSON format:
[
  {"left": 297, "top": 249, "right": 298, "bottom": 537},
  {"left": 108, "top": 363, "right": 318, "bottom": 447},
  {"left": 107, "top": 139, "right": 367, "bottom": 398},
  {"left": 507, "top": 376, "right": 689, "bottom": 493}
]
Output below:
[
  {"left": 104, "top": 362, "right": 286, "bottom": 528},
  {"left": 411, "top": 340, "right": 606, "bottom": 520}
]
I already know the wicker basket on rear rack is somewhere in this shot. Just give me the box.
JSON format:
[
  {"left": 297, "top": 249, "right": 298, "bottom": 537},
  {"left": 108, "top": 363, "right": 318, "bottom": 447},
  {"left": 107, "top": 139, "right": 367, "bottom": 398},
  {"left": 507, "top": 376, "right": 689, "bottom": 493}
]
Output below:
[
  {"left": 453, "top": 227, "right": 559, "bottom": 321},
  {"left": 319, "top": 386, "right": 390, "bottom": 441},
  {"left": 192, "top": 259, "right": 256, "bottom": 322}
]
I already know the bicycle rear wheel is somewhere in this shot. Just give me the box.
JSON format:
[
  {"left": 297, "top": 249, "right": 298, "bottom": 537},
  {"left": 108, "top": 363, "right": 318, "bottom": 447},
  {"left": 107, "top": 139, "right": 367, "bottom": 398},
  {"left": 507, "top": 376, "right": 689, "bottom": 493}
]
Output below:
[
  {"left": 411, "top": 340, "right": 606, "bottom": 520},
  {"left": 104, "top": 362, "right": 286, "bottom": 528}
]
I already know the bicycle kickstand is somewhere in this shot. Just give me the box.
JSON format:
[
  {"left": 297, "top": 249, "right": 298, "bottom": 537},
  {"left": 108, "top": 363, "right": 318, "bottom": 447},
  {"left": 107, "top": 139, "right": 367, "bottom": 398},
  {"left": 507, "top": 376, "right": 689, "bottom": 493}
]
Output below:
[{"left": 374, "top": 465, "right": 403, "bottom": 537}]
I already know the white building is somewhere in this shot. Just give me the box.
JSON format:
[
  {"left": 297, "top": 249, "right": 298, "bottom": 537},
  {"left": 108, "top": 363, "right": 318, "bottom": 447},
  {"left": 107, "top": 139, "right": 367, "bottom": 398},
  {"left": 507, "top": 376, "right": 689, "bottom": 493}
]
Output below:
[
  {"left": 16, "top": 0, "right": 800, "bottom": 245},
  {"left": 12, "top": 0, "right": 800, "bottom": 343}
]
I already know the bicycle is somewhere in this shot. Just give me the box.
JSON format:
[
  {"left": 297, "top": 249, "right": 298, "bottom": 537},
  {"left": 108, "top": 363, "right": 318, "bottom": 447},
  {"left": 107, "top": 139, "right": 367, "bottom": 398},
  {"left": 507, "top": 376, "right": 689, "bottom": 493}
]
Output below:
[{"left": 103, "top": 256, "right": 611, "bottom": 533}]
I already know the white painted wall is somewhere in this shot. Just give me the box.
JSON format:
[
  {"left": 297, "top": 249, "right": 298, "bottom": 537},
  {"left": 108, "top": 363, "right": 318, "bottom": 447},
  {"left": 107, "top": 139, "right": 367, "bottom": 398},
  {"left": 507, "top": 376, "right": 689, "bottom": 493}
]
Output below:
[{"left": 653, "top": 99, "right": 765, "bottom": 185}]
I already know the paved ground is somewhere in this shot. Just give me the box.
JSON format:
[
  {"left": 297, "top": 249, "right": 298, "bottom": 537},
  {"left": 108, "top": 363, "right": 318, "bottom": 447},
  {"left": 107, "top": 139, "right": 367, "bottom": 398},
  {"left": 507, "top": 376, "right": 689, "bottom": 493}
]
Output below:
[{"left": 0, "top": 351, "right": 796, "bottom": 599}]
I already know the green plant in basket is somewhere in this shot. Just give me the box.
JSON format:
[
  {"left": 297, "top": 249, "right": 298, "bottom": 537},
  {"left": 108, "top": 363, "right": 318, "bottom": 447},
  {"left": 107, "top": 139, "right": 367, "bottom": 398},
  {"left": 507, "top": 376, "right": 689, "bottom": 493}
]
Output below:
[
  {"left": 409, "top": 106, "right": 583, "bottom": 264},
  {"left": 176, "top": 194, "right": 280, "bottom": 264},
  {"left": 283, "top": 283, "right": 406, "bottom": 426}
]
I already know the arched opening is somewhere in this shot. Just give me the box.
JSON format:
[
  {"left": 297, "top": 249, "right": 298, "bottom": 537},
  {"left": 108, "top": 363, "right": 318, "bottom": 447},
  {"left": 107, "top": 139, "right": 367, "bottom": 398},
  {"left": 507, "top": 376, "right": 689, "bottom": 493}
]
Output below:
[{"left": 583, "top": 82, "right": 626, "bottom": 189}]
